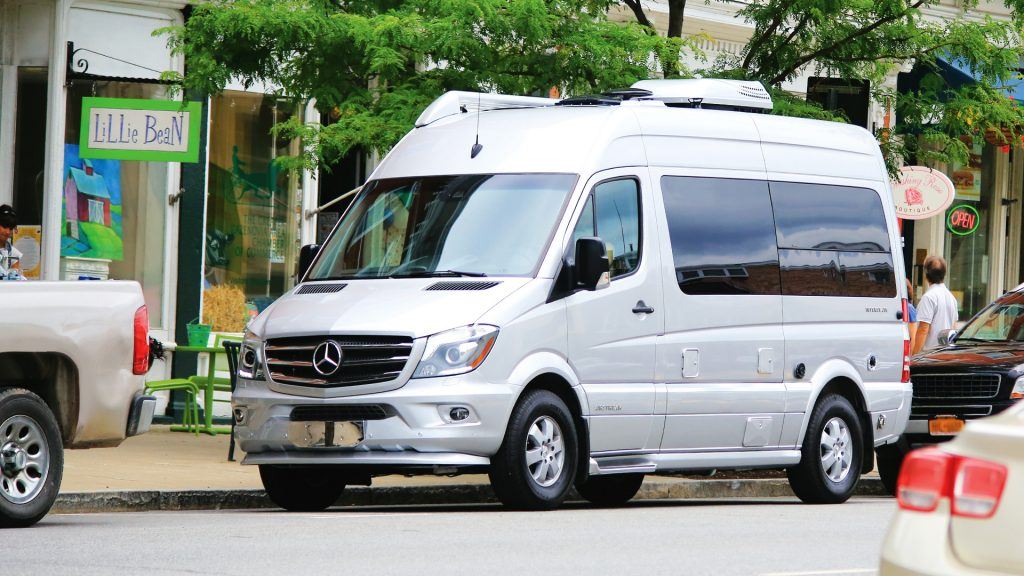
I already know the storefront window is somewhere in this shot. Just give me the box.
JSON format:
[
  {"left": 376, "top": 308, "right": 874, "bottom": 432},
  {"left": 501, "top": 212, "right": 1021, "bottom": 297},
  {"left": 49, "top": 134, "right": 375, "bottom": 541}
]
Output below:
[
  {"left": 945, "top": 141, "right": 995, "bottom": 319},
  {"left": 204, "top": 92, "right": 302, "bottom": 330},
  {"left": 62, "top": 82, "right": 169, "bottom": 329}
]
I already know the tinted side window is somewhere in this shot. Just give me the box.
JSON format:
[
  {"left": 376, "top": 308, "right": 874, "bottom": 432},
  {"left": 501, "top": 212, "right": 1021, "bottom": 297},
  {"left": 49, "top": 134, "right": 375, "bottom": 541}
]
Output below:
[
  {"left": 840, "top": 251, "right": 896, "bottom": 298},
  {"left": 770, "top": 182, "right": 891, "bottom": 252},
  {"left": 779, "top": 249, "right": 843, "bottom": 296},
  {"left": 569, "top": 180, "right": 641, "bottom": 279},
  {"left": 662, "top": 176, "right": 780, "bottom": 295}
]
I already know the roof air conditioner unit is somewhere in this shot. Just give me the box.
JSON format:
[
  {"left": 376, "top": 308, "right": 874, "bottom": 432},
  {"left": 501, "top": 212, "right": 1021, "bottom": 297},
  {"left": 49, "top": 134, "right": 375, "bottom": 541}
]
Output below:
[{"left": 630, "top": 79, "right": 773, "bottom": 112}]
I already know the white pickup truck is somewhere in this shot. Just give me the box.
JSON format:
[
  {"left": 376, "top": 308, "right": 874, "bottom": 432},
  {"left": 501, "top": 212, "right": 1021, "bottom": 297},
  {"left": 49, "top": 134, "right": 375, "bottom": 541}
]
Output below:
[{"left": 0, "top": 281, "right": 156, "bottom": 526}]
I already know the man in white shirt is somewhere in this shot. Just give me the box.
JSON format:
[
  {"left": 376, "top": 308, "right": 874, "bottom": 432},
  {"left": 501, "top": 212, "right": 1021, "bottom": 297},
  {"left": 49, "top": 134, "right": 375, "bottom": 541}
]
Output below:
[{"left": 914, "top": 255, "right": 959, "bottom": 354}]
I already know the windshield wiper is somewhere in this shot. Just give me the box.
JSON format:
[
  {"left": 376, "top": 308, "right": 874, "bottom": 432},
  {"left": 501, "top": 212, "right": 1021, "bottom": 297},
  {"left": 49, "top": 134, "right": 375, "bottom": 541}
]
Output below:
[
  {"left": 389, "top": 270, "right": 488, "bottom": 278},
  {"left": 955, "top": 337, "right": 1000, "bottom": 343}
]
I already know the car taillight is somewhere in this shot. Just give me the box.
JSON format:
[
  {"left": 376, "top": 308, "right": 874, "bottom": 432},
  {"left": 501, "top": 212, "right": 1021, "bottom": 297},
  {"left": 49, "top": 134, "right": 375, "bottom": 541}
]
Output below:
[
  {"left": 897, "top": 448, "right": 950, "bottom": 512},
  {"left": 953, "top": 459, "right": 1007, "bottom": 519},
  {"left": 901, "top": 337, "right": 911, "bottom": 383},
  {"left": 897, "top": 447, "right": 1008, "bottom": 519},
  {"left": 133, "top": 306, "right": 150, "bottom": 375}
]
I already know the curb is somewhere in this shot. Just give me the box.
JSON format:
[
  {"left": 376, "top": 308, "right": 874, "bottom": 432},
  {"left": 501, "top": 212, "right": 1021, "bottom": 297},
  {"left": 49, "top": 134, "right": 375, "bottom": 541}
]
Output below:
[{"left": 53, "top": 477, "right": 887, "bottom": 514}]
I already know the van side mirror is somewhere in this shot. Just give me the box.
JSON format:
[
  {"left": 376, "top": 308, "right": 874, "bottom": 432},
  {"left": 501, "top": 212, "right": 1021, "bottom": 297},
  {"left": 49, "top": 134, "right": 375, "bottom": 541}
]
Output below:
[
  {"left": 299, "top": 244, "right": 320, "bottom": 280},
  {"left": 574, "top": 237, "right": 610, "bottom": 291},
  {"left": 937, "top": 329, "right": 957, "bottom": 346}
]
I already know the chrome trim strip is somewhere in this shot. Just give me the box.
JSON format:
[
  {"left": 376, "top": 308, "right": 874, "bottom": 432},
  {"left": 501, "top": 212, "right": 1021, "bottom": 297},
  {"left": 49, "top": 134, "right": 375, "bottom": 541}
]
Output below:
[{"left": 241, "top": 451, "right": 490, "bottom": 467}]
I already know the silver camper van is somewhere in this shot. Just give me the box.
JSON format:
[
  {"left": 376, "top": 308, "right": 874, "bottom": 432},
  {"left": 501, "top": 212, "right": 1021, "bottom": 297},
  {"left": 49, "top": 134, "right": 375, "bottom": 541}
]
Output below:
[{"left": 232, "top": 79, "right": 912, "bottom": 511}]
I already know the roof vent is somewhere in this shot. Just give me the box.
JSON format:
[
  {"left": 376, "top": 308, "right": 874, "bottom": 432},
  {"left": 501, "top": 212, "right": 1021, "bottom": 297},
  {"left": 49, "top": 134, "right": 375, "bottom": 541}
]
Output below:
[
  {"left": 424, "top": 281, "right": 501, "bottom": 291},
  {"left": 296, "top": 283, "right": 347, "bottom": 295},
  {"left": 630, "top": 79, "right": 773, "bottom": 112}
]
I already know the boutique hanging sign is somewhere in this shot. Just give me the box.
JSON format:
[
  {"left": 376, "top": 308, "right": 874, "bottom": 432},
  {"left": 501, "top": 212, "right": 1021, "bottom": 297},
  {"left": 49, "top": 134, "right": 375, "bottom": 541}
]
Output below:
[{"left": 79, "top": 97, "right": 201, "bottom": 163}]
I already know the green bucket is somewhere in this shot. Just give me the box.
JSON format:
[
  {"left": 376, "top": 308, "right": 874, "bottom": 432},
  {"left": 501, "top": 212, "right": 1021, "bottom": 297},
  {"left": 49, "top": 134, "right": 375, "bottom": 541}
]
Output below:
[{"left": 186, "top": 321, "right": 211, "bottom": 347}]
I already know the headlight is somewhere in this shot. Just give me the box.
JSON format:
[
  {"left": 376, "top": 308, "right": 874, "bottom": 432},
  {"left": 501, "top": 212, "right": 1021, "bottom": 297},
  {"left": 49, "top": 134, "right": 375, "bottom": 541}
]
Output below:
[
  {"left": 238, "top": 333, "right": 264, "bottom": 380},
  {"left": 413, "top": 325, "right": 499, "bottom": 378},
  {"left": 1013, "top": 376, "right": 1024, "bottom": 400}
]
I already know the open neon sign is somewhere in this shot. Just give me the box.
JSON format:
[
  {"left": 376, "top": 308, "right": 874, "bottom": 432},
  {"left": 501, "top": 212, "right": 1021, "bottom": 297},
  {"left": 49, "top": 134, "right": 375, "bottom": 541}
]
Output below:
[{"left": 947, "top": 204, "right": 980, "bottom": 236}]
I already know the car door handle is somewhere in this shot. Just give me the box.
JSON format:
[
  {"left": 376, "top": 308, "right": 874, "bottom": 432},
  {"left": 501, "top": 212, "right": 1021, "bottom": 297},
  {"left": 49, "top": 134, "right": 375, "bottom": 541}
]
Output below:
[{"left": 632, "top": 300, "right": 655, "bottom": 315}]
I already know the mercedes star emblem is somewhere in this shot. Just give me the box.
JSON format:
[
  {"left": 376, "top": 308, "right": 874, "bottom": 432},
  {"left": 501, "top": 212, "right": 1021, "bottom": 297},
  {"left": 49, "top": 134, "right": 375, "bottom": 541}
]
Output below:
[{"left": 312, "top": 340, "right": 343, "bottom": 376}]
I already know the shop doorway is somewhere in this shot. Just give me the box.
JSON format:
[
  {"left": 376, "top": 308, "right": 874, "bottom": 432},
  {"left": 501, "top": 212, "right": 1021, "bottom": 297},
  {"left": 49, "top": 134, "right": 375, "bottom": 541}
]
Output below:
[{"left": 12, "top": 67, "right": 47, "bottom": 228}]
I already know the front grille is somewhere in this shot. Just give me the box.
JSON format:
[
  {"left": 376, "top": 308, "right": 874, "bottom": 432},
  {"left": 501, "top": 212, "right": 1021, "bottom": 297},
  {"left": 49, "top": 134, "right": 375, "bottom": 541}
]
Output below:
[
  {"left": 290, "top": 404, "right": 394, "bottom": 421},
  {"left": 264, "top": 335, "right": 413, "bottom": 388},
  {"left": 911, "top": 373, "right": 1001, "bottom": 399},
  {"left": 911, "top": 404, "right": 993, "bottom": 420}
]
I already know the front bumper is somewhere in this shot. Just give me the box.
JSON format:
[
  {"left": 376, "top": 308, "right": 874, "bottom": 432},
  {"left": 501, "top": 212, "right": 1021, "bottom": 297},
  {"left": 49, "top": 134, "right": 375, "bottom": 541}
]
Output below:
[{"left": 232, "top": 374, "right": 518, "bottom": 469}]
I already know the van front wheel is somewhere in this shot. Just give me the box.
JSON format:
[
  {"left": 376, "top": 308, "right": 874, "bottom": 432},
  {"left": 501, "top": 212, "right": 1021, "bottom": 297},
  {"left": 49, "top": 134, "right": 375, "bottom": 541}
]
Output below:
[
  {"left": 787, "top": 394, "right": 863, "bottom": 504},
  {"left": 489, "top": 390, "right": 578, "bottom": 510},
  {"left": 259, "top": 465, "right": 347, "bottom": 512}
]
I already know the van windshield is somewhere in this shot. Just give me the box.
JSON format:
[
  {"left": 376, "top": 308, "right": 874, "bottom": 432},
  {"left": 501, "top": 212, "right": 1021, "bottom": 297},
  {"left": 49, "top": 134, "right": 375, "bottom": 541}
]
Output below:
[{"left": 309, "top": 174, "right": 577, "bottom": 279}]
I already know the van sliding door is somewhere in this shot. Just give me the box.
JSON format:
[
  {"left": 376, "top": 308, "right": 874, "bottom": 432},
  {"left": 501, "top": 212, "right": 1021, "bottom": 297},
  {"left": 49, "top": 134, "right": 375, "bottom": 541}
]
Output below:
[{"left": 654, "top": 175, "right": 787, "bottom": 452}]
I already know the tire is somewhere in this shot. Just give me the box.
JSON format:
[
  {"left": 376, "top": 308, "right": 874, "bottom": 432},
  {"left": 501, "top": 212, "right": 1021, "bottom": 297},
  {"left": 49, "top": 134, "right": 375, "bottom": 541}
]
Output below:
[
  {"left": 259, "top": 465, "right": 347, "bottom": 512},
  {"left": 875, "top": 441, "right": 908, "bottom": 496},
  {"left": 787, "top": 394, "right": 863, "bottom": 504},
  {"left": 0, "top": 388, "right": 63, "bottom": 528},
  {"left": 489, "top": 390, "right": 578, "bottom": 510},
  {"left": 577, "top": 473, "right": 644, "bottom": 507}
]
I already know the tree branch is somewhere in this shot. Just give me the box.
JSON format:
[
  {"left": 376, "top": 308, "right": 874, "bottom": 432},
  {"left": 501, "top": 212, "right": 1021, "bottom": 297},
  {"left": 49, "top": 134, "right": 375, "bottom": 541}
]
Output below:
[
  {"left": 741, "top": 0, "right": 797, "bottom": 70},
  {"left": 766, "top": 0, "right": 927, "bottom": 85},
  {"left": 622, "top": 0, "right": 654, "bottom": 29}
]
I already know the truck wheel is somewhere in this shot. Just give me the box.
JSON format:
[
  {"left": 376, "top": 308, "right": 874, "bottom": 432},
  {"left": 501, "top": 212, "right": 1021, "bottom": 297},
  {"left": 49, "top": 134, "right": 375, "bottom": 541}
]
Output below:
[
  {"left": 489, "top": 390, "right": 578, "bottom": 510},
  {"left": 787, "top": 394, "right": 863, "bottom": 504},
  {"left": 259, "top": 465, "right": 347, "bottom": 512},
  {"left": 577, "top": 473, "right": 644, "bottom": 507},
  {"left": 0, "top": 388, "right": 63, "bottom": 528},
  {"left": 875, "top": 441, "right": 907, "bottom": 496}
]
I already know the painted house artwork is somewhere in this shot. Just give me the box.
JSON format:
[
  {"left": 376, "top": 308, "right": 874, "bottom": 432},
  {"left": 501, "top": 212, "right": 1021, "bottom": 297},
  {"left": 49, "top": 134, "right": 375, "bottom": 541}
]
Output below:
[
  {"left": 61, "top": 144, "right": 124, "bottom": 261},
  {"left": 65, "top": 159, "right": 112, "bottom": 236}
]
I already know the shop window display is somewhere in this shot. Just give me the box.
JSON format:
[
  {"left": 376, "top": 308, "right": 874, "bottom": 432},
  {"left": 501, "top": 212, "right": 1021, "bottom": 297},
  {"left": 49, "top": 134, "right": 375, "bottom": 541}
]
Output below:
[
  {"left": 62, "top": 82, "right": 168, "bottom": 328},
  {"left": 205, "top": 92, "right": 302, "bottom": 326},
  {"left": 944, "top": 141, "right": 994, "bottom": 319}
]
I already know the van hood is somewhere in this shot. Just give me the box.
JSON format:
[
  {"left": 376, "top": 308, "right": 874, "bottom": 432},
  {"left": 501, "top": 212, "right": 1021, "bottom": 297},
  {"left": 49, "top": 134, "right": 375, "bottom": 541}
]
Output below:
[{"left": 257, "top": 278, "right": 532, "bottom": 339}]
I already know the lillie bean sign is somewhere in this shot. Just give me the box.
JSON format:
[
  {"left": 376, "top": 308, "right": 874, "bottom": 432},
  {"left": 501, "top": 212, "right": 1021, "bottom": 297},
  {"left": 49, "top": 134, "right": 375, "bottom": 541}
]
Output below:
[
  {"left": 79, "top": 97, "right": 201, "bottom": 163},
  {"left": 892, "top": 166, "right": 956, "bottom": 220}
]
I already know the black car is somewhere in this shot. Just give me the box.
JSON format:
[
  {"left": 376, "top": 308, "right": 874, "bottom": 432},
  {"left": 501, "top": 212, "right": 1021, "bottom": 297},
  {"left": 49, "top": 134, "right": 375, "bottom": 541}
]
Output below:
[{"left": 876, "top": 288, "right": 1024, "bottom": 493}]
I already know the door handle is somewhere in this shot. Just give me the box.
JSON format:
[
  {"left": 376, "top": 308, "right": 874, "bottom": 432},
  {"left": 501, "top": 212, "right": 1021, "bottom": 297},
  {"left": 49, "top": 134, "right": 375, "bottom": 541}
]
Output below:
[{"left": 632, "top": 300, "right": 655, "bottom": 314}]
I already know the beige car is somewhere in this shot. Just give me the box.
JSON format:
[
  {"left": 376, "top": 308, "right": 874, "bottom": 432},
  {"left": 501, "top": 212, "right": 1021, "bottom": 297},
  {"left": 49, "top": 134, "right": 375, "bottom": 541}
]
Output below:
[{"left": 880, "top": 400, "right": 1023, "bottom": 575}]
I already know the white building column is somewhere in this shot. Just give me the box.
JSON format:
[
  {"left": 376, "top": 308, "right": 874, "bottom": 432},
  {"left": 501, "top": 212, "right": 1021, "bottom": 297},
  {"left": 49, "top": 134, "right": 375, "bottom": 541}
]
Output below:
[{"left": 40, "top": 0, "right": 69, "bottom": 280}]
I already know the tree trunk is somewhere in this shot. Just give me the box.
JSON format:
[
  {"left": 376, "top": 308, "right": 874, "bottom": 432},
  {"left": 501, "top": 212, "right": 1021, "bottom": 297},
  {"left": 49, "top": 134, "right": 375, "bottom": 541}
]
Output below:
[{"left": 662, "top": 0, "right": 687, "bottom": 77}]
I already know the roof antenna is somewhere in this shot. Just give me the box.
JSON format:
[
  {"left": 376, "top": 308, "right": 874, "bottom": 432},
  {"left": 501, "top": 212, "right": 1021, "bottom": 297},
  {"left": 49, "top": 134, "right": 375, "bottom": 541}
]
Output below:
[{"left": 470, "top": 91, "right": 483, "bottom": 159}]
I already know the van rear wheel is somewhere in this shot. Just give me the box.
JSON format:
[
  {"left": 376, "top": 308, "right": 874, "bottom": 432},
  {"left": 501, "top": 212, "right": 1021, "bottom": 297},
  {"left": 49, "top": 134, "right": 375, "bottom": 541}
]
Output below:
[
  {"left": 577, "top": 473, "right": 644, "bottom": 507},
  {"left": 489, "top": 390, "right": 578, "bottom": 510},
  {"left": 259, "top": 465, "right": 347, "bottom": 512},
  {"left": 787, "top": 394, "right": 863, "bottom": 504}
]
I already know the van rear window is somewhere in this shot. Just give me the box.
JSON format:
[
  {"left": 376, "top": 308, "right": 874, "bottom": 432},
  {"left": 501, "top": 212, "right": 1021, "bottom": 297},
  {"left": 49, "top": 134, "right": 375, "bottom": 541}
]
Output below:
[{"left": 769, "top": 182, "right": 891, "bottom": 252}]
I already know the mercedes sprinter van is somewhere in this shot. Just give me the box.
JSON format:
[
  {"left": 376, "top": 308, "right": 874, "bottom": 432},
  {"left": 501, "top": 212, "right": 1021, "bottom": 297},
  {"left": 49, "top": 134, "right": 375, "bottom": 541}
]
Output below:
[{"left": 232, "top": 79, "right": 912, "bottom": 510}]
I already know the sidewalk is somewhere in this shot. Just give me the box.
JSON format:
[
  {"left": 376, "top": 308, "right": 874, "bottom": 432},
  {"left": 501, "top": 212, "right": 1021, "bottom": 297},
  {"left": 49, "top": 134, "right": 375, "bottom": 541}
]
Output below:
[{"left": 55, "top": 426, "right": 885, "bottom": 514}]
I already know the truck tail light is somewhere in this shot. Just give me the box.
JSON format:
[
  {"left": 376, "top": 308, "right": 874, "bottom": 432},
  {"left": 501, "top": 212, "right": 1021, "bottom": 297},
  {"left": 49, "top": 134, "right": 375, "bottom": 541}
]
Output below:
[
  {"left": 897, "top": 447, "right": 1007, "bottom": 519},
  {"left": 902, "top": 337, "right": 911, "bottom": 383},
  {"left": 133, "top": 305, "right": 150, "bottom": 375}
]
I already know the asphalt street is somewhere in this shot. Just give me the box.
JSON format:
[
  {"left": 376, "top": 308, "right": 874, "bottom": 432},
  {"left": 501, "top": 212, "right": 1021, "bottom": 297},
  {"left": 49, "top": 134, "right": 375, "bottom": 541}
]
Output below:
[{"left": 9, "top": 497, "right": 894, "bottom": 576}]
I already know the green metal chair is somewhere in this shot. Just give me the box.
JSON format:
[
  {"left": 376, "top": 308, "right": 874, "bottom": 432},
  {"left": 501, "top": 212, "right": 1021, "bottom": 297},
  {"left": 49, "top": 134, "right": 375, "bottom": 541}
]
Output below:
[
  {"left": 185, "top": 332, "right": 243, "bottom": 435},
  {"left": 144, "top": 378, "right": 201, "bottom": 435}
]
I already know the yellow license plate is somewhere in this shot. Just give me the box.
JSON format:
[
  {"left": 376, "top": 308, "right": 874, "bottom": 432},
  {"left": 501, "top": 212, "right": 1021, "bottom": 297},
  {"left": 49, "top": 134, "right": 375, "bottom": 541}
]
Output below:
[{"left": 929, "top": 417, "right": 965, "bottom": 436}]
